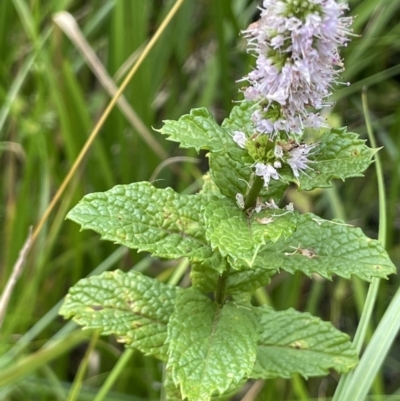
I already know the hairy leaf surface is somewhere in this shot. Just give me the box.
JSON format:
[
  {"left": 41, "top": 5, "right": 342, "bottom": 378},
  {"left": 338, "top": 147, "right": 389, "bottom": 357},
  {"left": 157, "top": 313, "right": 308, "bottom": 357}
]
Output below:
[
  {"left": 226, "top": 268, "right": 276, "bottom": 303},
  {"left": 191, "top": 263, "right": 275, "bottom": 303},
  {"left": 157, "top": 108, "right": 234, "bottom": 152},
  {"left": 190, "top": 263, "right": 218, "bottom": 294},
  {"left": 209, "top": 149, "right": 287, "bottom": 203},
  {"left": 163, "top": 368, "right": 183, "bottom": 401},
  {"left": 59, "top": 270, "right": 180, "bottom": 361},
  {"left": 199, "top": 173, "right": 223, "bottom": 197},
  {"left": 281, "top": 128, "right": 376, "bottom": 190},
  {"left": 256, "top": 213, "right": 395, "bottom": 280},
  {"left": 252, "top": 307, "right": 358, "bottom": 379},
  {"left": 204, "top": 198, "right": 298, "bottom": 268},
  {"left": 221, "top": 101, "right": 256, "bottom": 135},
  {"left": 167, "top": 288, "right": 259, "bottom": 401},
  {"left": 67, "top": 182, "right": 225, "bottom": 272}
]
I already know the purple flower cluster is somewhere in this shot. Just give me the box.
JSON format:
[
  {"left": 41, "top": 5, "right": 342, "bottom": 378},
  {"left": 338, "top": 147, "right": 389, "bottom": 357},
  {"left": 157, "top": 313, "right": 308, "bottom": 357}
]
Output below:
[
  {"left": 232, "top": 0, "right": 353, "bottom": 188},
  {"left": 242, "top": 0, "right": 353, "bottom": 137}
]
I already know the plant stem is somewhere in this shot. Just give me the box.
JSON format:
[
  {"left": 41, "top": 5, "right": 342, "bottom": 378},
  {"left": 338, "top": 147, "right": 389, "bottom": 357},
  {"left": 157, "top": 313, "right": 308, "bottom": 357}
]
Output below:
[
  {"left": 244, "top": 174, "right": 264, "bottom": 209},
  {"left": 215, "top": 266, "right": 231, "bottom": 305},
  {"left": 333, "top": 88, "right": 386, "bottom": 401}
]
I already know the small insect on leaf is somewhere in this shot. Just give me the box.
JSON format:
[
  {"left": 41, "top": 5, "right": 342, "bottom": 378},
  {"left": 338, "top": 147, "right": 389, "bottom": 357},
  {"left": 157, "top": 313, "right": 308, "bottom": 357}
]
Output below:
[
  {"left": 285, "top": 244, "right": 318, "bottom": 259},
  {"left": 256, "top": 217, "right": 274, "bottom": 225}
]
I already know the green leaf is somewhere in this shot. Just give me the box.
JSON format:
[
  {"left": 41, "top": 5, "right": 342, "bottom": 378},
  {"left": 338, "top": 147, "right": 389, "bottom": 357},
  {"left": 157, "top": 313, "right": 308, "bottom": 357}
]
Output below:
[
  {"left": 226, "top": 268, "right": 276, "bottom": 303},
  {"left": 157, "top": 108, "right": 233, "bottom": 152},
  {"left": 67, "top": 182, "right": 226, "bottom": 272},
  {"left": 209, "top": 149, "right": 287, "bottom": 203},
  {"left": 163, "top": 365, "right": 245, "bottom": 401},
  {"left": 190, "top": 263, "right": 218, "bottom": 294},
  {"left": 256, "top": 213, "right": 396, "bottom": 281},
  {"left": 59, "top": 270, "right": 180, "bottom": 361},
  {"left": 251, "top": 307, "right": 358, "bottom": 379},
  {"left": 221, "top": 101, "right": 256, "bottom": 135},
  {"left": 191, "top": 263, "right": 275, "bottom": 303},
  {"left": 167, "top": 288, "right": 259, "bottom": 401},
  {"left": 163, "top": 368, "right": 183, "bottom": 401},
  {"left": 199, "top": 173, "right": 223, "bottom": 198},
  {"left": 204, "top": 198, "right": 298, "bottom": 268},
  {"left": 281, "top": 128, "right": 376, "bottom": 191}
]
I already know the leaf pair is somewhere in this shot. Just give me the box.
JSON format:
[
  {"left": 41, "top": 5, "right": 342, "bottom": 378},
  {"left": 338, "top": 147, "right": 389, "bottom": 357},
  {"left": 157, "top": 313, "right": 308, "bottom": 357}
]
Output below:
[
  {"left": 159, "top": 102, "right": 377, "bottom": 198},
  {"left": 60, "top": 270, "right": 358, "bottom": 401},
  {"left": 67, "top": 182, "right": 395, "bottom": 298}
]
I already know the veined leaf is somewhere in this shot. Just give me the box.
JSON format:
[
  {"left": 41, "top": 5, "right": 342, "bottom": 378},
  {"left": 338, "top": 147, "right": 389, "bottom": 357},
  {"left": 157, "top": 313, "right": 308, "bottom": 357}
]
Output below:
[
  {"left": 191, "top": 263, "right": 275, "bottom": 303},
  {"left": 163, "top": 368, "right": 183, "bottom": 401},
  {"left": 226, "top": 268, "right": 276, "bottom": 303},
  {"left": 221, "top": 101, "right": 256, "bottom": 135},
  {"left": 199, "top": 173, "right": 224, "bottom": 198},
  {"left": 167, "top": 288, "right": 259, "bottom": 401},
  {"left": 204, "top": 198, "right": 298, "bottom": 268},
  {"left": 281, "top": 127, "right": 376, "bottom": 190},
  {"left": 209, "top": 149, "right": 287, "bottom": 203},
  {"left": 157, "top": 108, "right": 233, "bottom": 152},
  {"left": 256, "top": 213, "right": 395, "bottom": 281},
  {"left": 67, "top": 182, "right": 226, "bottom": 272},
  {"left": 190, "top": 263, "right": 218, "bottom": 294},
  {"left": 164, "top": 365, "right": 245, "bottom": 401},
  {"left": 59, "top": 270, "right": 180, "bottom": 361},
  {"left": 251, "top": 307, "right": 358, "bottom": 379}
]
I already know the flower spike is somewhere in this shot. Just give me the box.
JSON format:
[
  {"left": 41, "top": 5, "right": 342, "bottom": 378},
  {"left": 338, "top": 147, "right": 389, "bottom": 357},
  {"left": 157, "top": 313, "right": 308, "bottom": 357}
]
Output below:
[{"left": 241, "top": 0, "right": 353, "bottom": 138}]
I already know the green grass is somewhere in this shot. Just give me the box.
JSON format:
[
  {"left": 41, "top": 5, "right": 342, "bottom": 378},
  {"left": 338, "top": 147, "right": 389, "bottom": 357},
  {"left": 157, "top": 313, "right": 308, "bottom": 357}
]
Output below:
[{"left": 0, "top": 0, "right": 399, "bottom": 400}]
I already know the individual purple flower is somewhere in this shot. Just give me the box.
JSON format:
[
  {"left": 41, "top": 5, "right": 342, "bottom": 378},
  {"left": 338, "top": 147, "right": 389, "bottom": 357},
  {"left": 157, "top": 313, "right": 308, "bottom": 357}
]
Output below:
[
  {"left": 241, "top": 0, "right": 353, "bottom": 137},
  {"left": 255, "top": 162, "right": 280, "bottom": 188},
  {"left": 232, "top": 130, "right": 247, "bottom": 148},
  {"left": 287, "top": 142, "right": 319, "bottom": 178}
]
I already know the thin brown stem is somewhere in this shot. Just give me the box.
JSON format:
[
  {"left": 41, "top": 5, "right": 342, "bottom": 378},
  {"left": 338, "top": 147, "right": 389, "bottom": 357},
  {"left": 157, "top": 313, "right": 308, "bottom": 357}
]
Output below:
[{"left": 0, "top": 227, "right": 33, "bottom": 329}]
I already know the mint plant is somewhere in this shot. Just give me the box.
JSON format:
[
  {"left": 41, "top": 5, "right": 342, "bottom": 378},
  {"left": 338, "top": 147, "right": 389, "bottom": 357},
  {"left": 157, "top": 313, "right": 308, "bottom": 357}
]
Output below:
[{"left": 60, "top": 1, "right": 396, "bottom": 400}]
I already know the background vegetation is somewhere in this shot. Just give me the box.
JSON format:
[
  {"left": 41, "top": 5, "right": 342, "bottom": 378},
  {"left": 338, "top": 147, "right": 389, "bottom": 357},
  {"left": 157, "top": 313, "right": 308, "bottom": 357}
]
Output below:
[{"left": 0, "top": 0, "right": 399, "bottom": 400}]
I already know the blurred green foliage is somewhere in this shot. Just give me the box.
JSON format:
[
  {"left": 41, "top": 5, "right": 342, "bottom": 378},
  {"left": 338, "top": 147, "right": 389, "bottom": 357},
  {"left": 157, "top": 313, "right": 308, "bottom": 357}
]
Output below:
[{"left": 0, "top": 0, "right": 399, "bottom": 400}]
